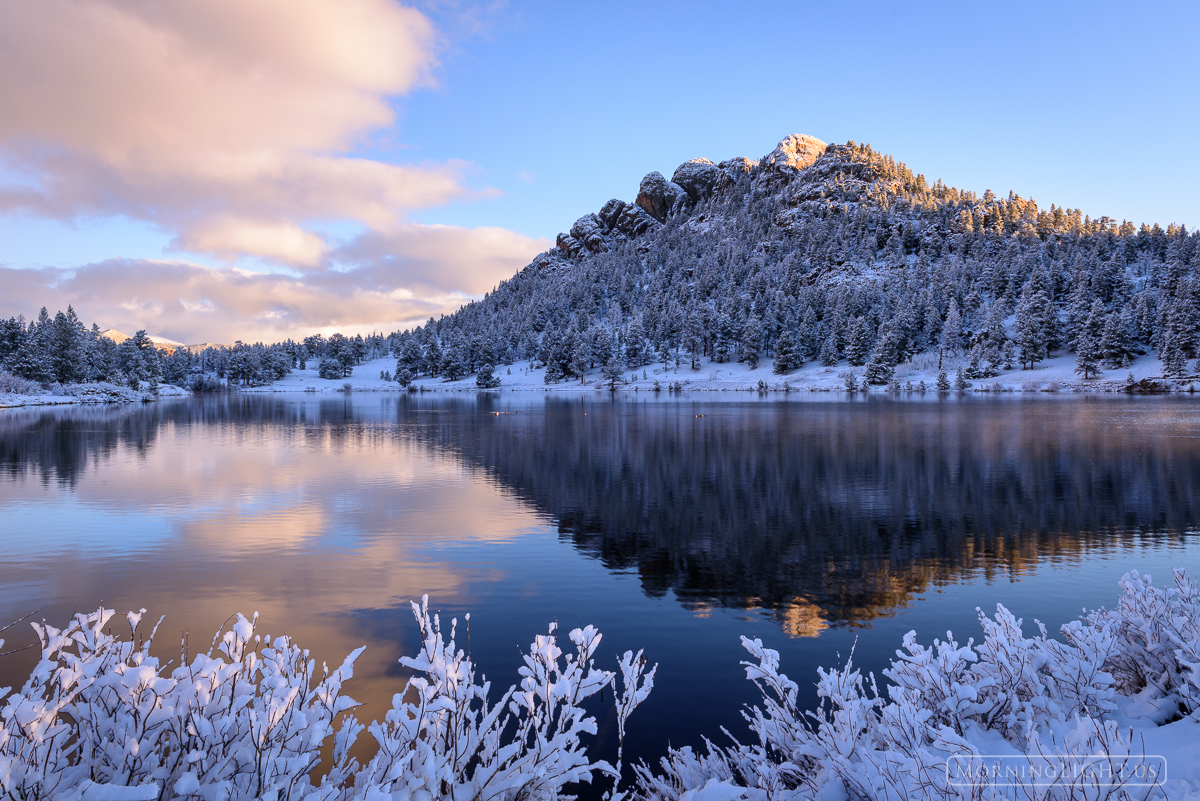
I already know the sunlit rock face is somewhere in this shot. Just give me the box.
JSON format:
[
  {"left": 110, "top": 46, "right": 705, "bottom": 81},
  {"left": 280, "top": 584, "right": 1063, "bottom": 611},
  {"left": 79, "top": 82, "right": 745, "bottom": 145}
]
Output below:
[
  {"left": 762, "top": 134, "right": 827, "bottom": 173},
  {"left": 754, "top": 133, "right": 828, "bottom": 195},
  {"left": 546, "top": 133, "right": 828, "bottom": 261}
]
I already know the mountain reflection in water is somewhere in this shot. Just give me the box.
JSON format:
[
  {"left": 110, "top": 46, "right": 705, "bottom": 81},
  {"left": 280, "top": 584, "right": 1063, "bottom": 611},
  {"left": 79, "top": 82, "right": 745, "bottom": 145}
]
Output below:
[{"left": 401, "top": 394, "right": 1200, "bottom": 629}]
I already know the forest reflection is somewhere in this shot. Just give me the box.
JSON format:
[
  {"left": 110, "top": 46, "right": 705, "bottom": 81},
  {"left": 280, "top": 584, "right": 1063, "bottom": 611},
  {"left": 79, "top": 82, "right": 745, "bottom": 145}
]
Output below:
[{"left": 399, "top": 395, "right": 1200, "bottom": 631}]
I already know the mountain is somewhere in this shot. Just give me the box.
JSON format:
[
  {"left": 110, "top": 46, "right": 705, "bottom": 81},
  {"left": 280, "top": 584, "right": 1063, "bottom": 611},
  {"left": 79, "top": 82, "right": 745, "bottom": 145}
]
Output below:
[
  {"left": 98, "top": 329, "right": 220, "bottom": 354},
  {"left": 391, "top": 133, "right": 1197, "bottom": 387}
]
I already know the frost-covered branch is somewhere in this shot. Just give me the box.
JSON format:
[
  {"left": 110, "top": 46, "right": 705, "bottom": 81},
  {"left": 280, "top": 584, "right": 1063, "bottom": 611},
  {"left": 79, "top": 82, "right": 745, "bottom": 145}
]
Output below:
[
  {"left": 639, "top": 569, "right": 1200, "bottom": 801},
  {"left": 0, "top": 597, "right": 656, "bottom": 801}
]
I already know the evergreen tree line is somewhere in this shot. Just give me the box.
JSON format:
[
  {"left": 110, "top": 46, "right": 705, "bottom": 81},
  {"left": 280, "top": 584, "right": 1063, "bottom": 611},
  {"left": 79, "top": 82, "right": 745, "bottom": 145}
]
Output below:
[{"left": 0, "top": 306, "right": 395, "bottom": 393}]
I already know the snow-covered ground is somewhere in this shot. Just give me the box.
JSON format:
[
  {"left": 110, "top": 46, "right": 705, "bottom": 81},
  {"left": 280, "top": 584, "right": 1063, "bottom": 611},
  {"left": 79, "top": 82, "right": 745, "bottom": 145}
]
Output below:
[
  {"left": 0, "top": 382, "right": 186, "bottom": 409},
  {"left": 4, "top": 351, "right": 1194, "bottom": 409},
  {"left": 245, "top": 351, "right": 1195, "bottom": 395}
]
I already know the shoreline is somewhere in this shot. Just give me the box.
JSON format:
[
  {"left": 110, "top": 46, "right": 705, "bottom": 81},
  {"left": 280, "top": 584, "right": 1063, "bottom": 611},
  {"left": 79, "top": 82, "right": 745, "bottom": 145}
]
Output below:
[{"left": 6, "top": 352, "right": 1199, "bottom": 408}]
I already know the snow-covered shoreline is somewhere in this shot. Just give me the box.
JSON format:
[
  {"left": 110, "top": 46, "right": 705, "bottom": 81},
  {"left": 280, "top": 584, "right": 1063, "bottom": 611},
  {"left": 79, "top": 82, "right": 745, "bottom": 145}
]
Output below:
[
  {"left": 0, "top": 382, "right": 189, "bottom": 409},
  {"left": 243, "top": 352, "right": 1198, "bottom": 397},
  {"left": 5, "top": 350, "right": 1197, "bottom": 410}
]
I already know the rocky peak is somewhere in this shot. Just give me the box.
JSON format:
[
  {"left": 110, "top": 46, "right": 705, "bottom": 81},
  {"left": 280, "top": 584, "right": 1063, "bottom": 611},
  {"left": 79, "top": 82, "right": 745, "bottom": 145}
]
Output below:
[
  {"left": 547, "top": 134, "right": 831, "bottom": 264},
  {"left": 754, "top": 134, "right": 827, "bottom": 195},
  {"left": 761, "top": 134, "right": 827, "bottom": 173}
]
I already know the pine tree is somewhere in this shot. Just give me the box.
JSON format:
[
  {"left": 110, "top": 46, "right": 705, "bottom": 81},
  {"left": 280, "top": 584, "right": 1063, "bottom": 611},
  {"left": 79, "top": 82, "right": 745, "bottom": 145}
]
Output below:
[
  {"left": 936, "top": 369, "right": 951, "bottom": 391},
  {"left": 475, "top": 363, "right": 501, "bottom": 389},
  {"left": 1015, "top": 286, "right": 1050, "bottom": 369},
  {"left": 819, "top": 331, "right": 839, "bottom": 366},
  {"left": 601, "top": 353, "right": 625, "bottom": 390},
  {"left": 625, "top": 316, "right": 648, "bottom": 368},
  {"left": 800, "top": 306, "right": 819, "bottom": 360},
  {"left": 844, "top": 317, "right": 869, "bottom": 366},
  {"left": 1074, "top": 300, "right": 1104, "bottom": 379},
  {"left": 863, "top": 324, "right": 899, "bottom": 385},
  {"left": 939, "top": 298, "right": 964, "bottom": 354},
  {"left": 683, "top": 305, "right": 704, "bottom": 369},
  {"left": 571, "top": 336, "right": 593, "bottom": 381},
  {"left": 712, "top": 312, "right": 734, "bottom": 363},
  {"left": 738, "top": 316, "right": 762, "bottom": 369},
  {"left": 772, "top": 329, "right": 800, "bottom": 375},
  {"left": 443, "top": 348, "right": 467, "bottom": 381}
]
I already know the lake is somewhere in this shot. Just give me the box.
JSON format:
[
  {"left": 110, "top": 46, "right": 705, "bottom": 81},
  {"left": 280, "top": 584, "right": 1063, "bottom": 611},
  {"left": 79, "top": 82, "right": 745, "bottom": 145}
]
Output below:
[{"left": 2, "top": 392, "right": 1199, "bottom": 774}]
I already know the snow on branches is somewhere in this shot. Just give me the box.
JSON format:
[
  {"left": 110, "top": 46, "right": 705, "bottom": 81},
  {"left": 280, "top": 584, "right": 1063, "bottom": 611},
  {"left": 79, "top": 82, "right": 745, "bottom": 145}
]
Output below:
[
  {"left": 0, "top": 596, "right": 655, "bottom": 801},
  {"left": 638, "top": 569, "right": 1200, "bottom": 801},
  {"left": 3, "top": 571, "right": 1198, "bottom": 800}
]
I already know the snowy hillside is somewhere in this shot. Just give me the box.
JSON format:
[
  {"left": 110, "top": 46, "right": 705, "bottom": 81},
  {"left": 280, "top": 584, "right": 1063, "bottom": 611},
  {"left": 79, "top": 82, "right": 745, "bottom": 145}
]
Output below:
[{"left": 374, "top": 133, "right": 1200, "bottom": 394}]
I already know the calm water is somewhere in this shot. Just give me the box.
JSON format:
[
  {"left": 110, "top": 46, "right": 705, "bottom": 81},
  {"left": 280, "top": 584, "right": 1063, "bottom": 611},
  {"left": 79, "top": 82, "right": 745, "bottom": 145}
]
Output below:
[{"left": 2, "top": 393, "right": 1200, "bottom": 770}]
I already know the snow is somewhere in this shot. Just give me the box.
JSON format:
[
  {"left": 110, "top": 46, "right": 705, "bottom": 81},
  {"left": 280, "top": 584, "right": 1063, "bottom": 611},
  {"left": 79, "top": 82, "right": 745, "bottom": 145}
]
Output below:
[
  {"left": 243, "top": 350, "right": 1187, "bottom": 396},
  {"left": 0, "top": 383, "right": 184, "bottom": 408},
  {"left": 2, "top": 350, "right": 1189, "bottom": 409},
  {"left": 2, "top": 570, "right": 1199, "bottom": 799}
]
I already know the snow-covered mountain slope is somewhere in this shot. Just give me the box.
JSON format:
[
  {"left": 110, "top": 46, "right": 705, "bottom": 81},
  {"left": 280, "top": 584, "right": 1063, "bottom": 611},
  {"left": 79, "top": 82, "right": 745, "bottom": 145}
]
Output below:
[{"left": 386, "top": 133, "right": 1198, "bottom": 391}]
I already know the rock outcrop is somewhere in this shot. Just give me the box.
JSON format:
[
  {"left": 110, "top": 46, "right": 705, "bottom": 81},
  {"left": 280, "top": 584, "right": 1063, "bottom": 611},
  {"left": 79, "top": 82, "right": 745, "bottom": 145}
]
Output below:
[
  {"left": 555, "top": 233, "right": 585, "bottom": 259},
  {"left": 614, "top": 203, "right": 659, "bottom": 238},
  {"left": 754, "top": 134, "right": 827, "bottom": 195},
  {"left": 598, "top": 199, "right": 628, "bottom": 230},
  {"left": 635, "top": 171, "right": 692, "bottom": 222},
  {"left": 671, "top": 158, "right": 721, "bottom": 203},
  {"left": 570, "top": 213, "right": 608, "bottom": 253},
  {"left": 550, "top": 134, "right": 828, "bottom": 264},
  {"left": 714, "top": 157, "right": 758, "bottom": 194}
]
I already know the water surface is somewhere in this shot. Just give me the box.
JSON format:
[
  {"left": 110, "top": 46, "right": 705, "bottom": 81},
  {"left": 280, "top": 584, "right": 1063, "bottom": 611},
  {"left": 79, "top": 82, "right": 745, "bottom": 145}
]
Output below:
[{"left": 2, "top": 393, "right": 1199, "bottom": 769}]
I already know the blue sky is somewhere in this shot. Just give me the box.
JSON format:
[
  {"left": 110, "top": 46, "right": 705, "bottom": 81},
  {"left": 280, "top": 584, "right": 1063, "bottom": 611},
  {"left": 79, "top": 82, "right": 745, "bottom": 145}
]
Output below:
[
  {"left": 408, "top": 0, "right": 1199, "bottom": 236},
  {"left": 0, "top": 0, "right": 1196, "bottom": 343}
]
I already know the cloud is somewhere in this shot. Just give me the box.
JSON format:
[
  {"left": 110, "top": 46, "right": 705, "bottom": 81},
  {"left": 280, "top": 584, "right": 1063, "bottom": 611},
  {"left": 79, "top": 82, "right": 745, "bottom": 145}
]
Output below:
[
  {"left": 0, "top": 223, "right": 549, "bottom": 344},
  {"left": 335, "top": 224, "right": 550, "bottom": 295},
  {"left": 0, "top": 0, "right": 491, "bottom": 267}
]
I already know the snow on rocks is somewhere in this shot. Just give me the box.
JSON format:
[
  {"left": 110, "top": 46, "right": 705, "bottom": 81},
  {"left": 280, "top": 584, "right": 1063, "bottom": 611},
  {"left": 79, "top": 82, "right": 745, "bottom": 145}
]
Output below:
[
  {"left": 671, "top": 158, "right": 722, "bottom": 203},
  {"left": 760, "top": 133, "right": 827, "bottom": 173},
  {"left": 714, "top": 156, "right": 759, "bottom": 194},
  {"left": 569, "top": 212, "right": 609, "bottom": 253},
  {"left": 636, "top": 170, "right": 693, "bottom": 222}
]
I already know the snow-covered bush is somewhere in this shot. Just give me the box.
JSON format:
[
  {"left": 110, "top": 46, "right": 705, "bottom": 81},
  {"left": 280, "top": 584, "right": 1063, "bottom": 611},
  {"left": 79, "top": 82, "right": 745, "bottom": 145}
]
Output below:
[
  {"left": 5, "top": 572, "right": 1197, "bottom": 800},
  {"left": 638, "top": 569, "right": 1200, "bottom": 801},
  {"left": 0, "top": 370, "right": 39, "bottom": 394},
  {"left": 0, "top": 596, "right": 655, "bottom": 801}
]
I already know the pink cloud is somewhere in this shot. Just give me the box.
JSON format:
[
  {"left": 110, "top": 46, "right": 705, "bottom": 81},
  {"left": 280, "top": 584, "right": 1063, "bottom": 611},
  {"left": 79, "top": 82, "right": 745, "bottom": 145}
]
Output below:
[
  {"left": 0, "top": 223, "right": 549, "bottom": 344},
  {"left": 0, "top": 0, "right": 492, "bottom": 267}
]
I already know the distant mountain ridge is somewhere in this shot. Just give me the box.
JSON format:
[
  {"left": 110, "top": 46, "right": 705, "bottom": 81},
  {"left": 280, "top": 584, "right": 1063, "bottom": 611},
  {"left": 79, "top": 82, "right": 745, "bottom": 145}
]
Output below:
[{"left": 98, "top": 329, "right": 222, "bottom": 353}]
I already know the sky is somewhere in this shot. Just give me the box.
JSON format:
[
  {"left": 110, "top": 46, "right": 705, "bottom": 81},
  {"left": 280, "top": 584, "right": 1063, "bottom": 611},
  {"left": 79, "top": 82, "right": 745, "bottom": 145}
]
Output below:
[{"left": 0, "top": 0, "right": 1197, "bottom": 345}]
